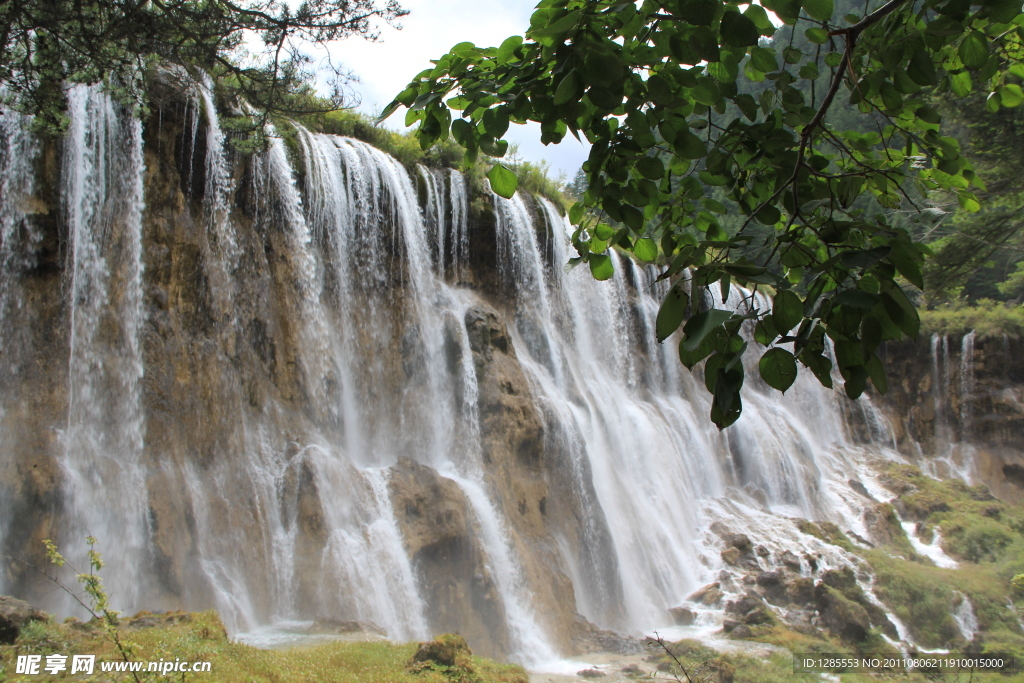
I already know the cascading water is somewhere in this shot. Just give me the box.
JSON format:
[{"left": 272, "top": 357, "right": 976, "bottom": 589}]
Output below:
[
  {"left": 0, "top": 87, "right": 989, "bottom": 664},
  {"left": 59, "top": 84, "right": 149, "bottom": 613},
  {"left": 0, "top": 102, "right": 40, "bottom": 565},
  {"left": 960, "top": 331, "right": 976, "bottom": 437}
]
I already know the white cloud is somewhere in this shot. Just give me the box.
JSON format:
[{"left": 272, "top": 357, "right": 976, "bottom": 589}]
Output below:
[{"left": 315, "top": 0, "right": 590, "bottom": 179}]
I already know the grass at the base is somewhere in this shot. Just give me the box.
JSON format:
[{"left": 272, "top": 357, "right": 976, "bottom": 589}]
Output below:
[{"left": 0, "top": 611, "right": 527, "bottom": 683}]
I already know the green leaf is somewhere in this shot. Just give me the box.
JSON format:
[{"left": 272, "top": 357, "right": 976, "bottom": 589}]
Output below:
[
  {"left": 529, "top": 9, "right": 581, "bottom": 37},
  {"left": 803, "top": 0, "right": 834, "bottom": 22},
  {"left": 554, "top": 69, "right": 583, "bottom": 105},
  {"left": 950, "top": 70, "right": 973, "bottom": 96},
  {"left": 907, "top": 51, "right": 938, "bottom": 86},
  {"left": 675, "top": 131, "right": 708, "bottom": 159},
  {"left": 840, "top": 246, "right": 892, "bottom": 270},
  {"left": 497, "top": 35, "right": 523, "bottom": 64},
  {"left": 451, "top": 118, "right": 474, "bottom": 146},
  {"left": 487, "top": 163, "right": 518, "bottom": 198},
  {"left": 801, "top": 352, "right": 834, "bottom": 388},
  {"left": 569, "top": 202, "right": 585, "bottom": 225},
  {"left": 958, "top": 32, "right": 989, "bottom": 69},
  {"left": 754, "top": 315, "right": 779, "bottom": 345},
  {"left": 763, "top": 0, "right": 801, "bottom": 23},
  {"left": 635, "top": 156, "right": 665, "bottom": 180},
  {"left": 682, "top": 309, "right": 734, "bottom": 351},
  {"left": 772, "top": 289, "right": 803, "bottom": 332},
  {"left": 915, "top": 105, "right": 941, "bottom": 124},
  {"left": 720, "top": 11, "right": 760, "bottom": 47},
  {"left": 635, "top": 238, "right": 659, "bottom": 262},
  {"left": 805, "top": 27, "right": 829, "bottom": 44},
  {"left": 881, "top": 284, "right": 920, "bottom": 338},
  {"left": 958, "top": 191, "right": 981, "bottom": 212},
  {"left": 999, "top": 84, "right": 1024, "bottom": 107},
  {"left": 750, "top": 47, "right": 779, "bottom": 73},
  {"left": 679, "top": 331, "right": 717, "bottom": 369},
  {"left": 656, "top": 283, "right": 690, "bottom": 341},
  {"left": 691, "top": 78, "right": 722, "bottom": 106},
  {"left": 679, "top": 0, "right": 720, "bottom": 25},
  {"left": 866, "top": 353, "right": 888, "bottom": 393},
  {"left": 589, "top": 253, "right": 614, "bottom": 280},
  {"left": 482, "top": 106, "right": 510, "bottom": 138},
  {"left": 759, "top": 348, "right": 798, "bottom": 392}
]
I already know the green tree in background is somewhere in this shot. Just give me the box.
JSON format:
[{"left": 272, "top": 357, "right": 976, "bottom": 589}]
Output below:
[
  {"left": 923, "top": 91, "right": 1024, "bottom": 302},
  {"left": 0, "top": 0, "right": 406, "bottom": 130},
  {"left": 387, "top": 0, "right": 1024, "bottom": 427}
]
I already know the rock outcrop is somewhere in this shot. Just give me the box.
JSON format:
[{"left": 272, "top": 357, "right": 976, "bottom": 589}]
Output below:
[{"left": 872, "top": 335, "right": 1024, "bottom": 502}]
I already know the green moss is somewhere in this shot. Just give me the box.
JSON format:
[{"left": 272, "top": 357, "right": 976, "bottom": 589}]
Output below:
[{"left": 797, "top": 519, "right": 855, "bottom": 551}]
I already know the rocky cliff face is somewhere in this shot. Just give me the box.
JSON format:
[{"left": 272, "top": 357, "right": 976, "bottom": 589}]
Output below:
[
  {"left": 873, "top": 334, "right": 1024, "bottom": 502},
  {"left": 0, "top": 81, "right": 605, "bottom": 659}
]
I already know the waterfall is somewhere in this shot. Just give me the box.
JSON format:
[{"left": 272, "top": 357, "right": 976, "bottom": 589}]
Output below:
[
  {"left": 0, "top": 93, "right": 984, "bottom": 664},
  {"left": 60, "top": 84, "right": 148, "bottom": 613},
  {"left": 960, "top": 331, "right": 976, "bottom": 438},
  {"left": 952, "top": 592, "right": 978, "bottom": 641},
  {"left": 0, "top": 103, "right": 40, "bottom": 565}
]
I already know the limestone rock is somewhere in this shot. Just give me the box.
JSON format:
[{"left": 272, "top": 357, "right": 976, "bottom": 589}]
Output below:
[
  {"left": 687, "top": 582, "right": 723, "bottom": 606},
  {"left": 411, "top": 633, "right": 472, "bottom": 667},
  {"left": 815, "top": 585, "right": 870, "bottom": 643},
  {"left": 570, "top": 614, "right": 642, "bottom": 655},
  {"left": 387, "top": 457, "right": 510, "bottom": 657},
  {"left": 668, "top": 606, "right": 696, "bottom": 625},
  {"left": 0, "top": 595, "right": 46, "bottom": 644}
]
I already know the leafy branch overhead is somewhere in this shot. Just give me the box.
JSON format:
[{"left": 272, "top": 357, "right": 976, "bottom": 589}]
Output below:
[
  {"left": 387, "top": 0, "right": 1024, "bottom": 428},
  {"left": 0, "top": 0, "right": 407, "bottom": 131}
]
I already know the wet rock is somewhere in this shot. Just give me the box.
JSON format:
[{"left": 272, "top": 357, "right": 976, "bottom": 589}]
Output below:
[
  {"left": 0, "top": 595, "right": 46, "bottom": 644},
  {"left": 725, "top": 533, "right": 752, "bottom": 553},
  {"left": 819, "top": 567, "right": 858, "bottom": 595},
  {"left": 742, "top": 606, "right": 774, "bottom": 626},
  {"left": 388, "top": 457, "right": 510, "bottom": 657},
  {"left": 729, "top": 624, "right": 753, "bottom": 639},
  {"left": 848, "top": 479, "right": 873, "bottom": 499},
  {"left": 780, "top": 550, "right": 802, "bottom": 571},
  {"left": 722, "top": 619, "right": 740, "bottom": 633},
  {"left": 621, "top": 663, "right": 644, "bottom": 676},
  {"left": 721, "top": 547, "right": 743, "bottom": 566},
  {"left": 687, "top": 582, "right": 723, "bottom": 606},
  {"left": 756, "top": 571, "right": 782, "bottom": 587},
  {"left": 668, "top": 606, "right": 696, "bottom": 625},
  {"left": 863, "top": 503, "right": 906, "bottom": 547},
  {"left": 577, "top": 668, "right": 606, "bottom": 678},
  {"left": 725, "top": 594, "right": 763, "bottom": 616},
  {"left": 815, "top": 585, "right": 871, "bottom": 643},
  {"left": 755, "top": 545, "right": 770, "bottom": 557},
  {"left": 786, "top": 577, "right": 815, "bottom": 606},
  {"left": 570, "top": 614, "right": 643, "bottom": 655},
  {"left": 779, "top": 608, "right": 817, "bottom": 635}
]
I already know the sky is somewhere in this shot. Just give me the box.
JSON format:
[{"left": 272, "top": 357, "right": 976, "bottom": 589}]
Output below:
[{"left": 316, "top": 0, "right": 591, "bottom": 180}]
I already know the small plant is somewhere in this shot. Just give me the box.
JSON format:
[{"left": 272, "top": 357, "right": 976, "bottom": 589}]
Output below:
[{"left": 42, "top": 536, "right": 142, "bottom": 683}]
